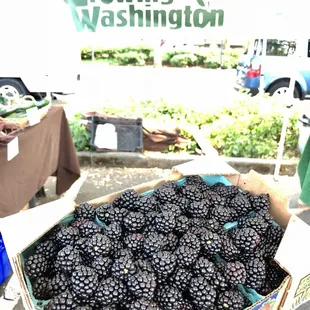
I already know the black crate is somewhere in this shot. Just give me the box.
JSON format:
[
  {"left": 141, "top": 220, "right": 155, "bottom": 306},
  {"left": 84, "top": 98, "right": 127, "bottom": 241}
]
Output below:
[{"left": 90, "top": 116, "right": 143, "bottom": 153}]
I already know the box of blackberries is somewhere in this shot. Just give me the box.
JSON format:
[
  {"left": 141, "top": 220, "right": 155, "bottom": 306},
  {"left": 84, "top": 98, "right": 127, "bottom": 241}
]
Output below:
[{"left": 0, "top": 159, "right": 303, "bottom": 310}]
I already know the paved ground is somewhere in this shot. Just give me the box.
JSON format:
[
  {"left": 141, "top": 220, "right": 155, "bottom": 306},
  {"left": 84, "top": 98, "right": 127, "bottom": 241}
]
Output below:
[{"left": 0, "top": 167, "right": 305, "bottom": 310}]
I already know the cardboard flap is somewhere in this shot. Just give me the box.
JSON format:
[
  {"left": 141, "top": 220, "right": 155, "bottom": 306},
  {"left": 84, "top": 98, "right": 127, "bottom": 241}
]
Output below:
[
  {"left": 172, "top": 156, "right": 239, "bottom": 177},
  {"left": 0, "top": 197, "right": 75, "bottom": 258}
]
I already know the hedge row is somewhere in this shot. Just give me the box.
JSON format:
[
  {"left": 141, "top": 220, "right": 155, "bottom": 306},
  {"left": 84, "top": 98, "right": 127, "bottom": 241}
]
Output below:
[
  {"left": 69, "top": 95, "right": 300, "bottom": 159},
  {"left": 81, "top": 46, "right": 243, "bottom": 69}
]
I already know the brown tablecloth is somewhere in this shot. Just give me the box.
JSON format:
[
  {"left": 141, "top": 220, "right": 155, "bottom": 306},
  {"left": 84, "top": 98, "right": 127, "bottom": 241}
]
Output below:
[{"left": 0, "top": 106, "right": 80, "bottom": 217}]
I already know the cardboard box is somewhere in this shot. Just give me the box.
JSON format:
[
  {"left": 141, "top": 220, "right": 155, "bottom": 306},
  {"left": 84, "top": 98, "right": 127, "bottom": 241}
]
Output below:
[{"left": 0, "top": 157, "right": 305, "bottom": 310}]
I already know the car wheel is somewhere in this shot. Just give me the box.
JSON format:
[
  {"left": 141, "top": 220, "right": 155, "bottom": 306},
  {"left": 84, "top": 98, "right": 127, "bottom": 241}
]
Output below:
[
  {"left": 0, "top": 78, "right": 29, "bottom": 100},
  {"left": 268, "top": 80, "right": 300, "bottom": 99}
]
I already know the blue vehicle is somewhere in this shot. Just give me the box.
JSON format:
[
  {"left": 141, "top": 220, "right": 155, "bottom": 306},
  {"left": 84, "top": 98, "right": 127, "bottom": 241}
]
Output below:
[{"left": 235, "top": 38, "right": 310, "bottom": 99}]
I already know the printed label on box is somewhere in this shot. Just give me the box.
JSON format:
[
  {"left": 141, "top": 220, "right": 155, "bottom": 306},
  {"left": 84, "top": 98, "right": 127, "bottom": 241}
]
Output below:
[
  {"left": 7, "top": 137, "right": 19, "bottom": 161},
  {"left": 290, "top": 274, "right": 310, "bottom": 310}
]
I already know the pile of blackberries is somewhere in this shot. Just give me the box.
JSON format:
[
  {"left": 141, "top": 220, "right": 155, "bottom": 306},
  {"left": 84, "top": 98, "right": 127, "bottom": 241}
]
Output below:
[{"left": 23, "top": 175, "right": 288, "bottom": 310}]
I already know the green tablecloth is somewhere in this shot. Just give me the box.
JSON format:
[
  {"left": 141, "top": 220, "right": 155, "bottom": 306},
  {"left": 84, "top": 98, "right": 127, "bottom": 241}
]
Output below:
[{"left": 297, "top": 136, "right": 310, "bottom": 206}]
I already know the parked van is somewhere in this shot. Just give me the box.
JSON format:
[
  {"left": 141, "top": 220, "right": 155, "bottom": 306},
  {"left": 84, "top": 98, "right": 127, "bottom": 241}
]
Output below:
[{"left": 235, "top": 37, "right": 310, "bottom": 99}]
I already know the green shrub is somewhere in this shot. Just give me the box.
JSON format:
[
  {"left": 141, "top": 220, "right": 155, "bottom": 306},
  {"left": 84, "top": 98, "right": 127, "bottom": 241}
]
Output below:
[
  {"left": 169, "top": 54, "right": 198, "bottom": 67},
  {"left": 69, "top": 114, "right": 91, "bottom": 151},
  {"left": 116, "top": 51, "right": 146, "bottom": 66}
]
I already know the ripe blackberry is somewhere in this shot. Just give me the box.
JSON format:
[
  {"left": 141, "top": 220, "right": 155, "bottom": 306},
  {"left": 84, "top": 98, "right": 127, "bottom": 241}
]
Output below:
[
  {"left": 250, "top": 193, "right": 270, "bottom": 213},
  {"left": 124, "top": 233, "right": 144, "bottom": 253},
  {"left": 264, "top": 242, "right": 279, "bottom": 259},
  {"left": 189, "top": 277, "right": 217, "bottom": 309},
  {"left": 212, "top": 183, "right": 239, "bottom": 199},
  {"left": 35, "top": 240, "right": 57, "bottom": 260},
  {"left": 205, "top": 218, "right": 225, "bottom": 235},
  {"left": 95, "top": 203, "right": 113, "bottom": 224},
  {"left": 56, "top": 245, "right": 82, "bottom": 275},
  {"left": 155, "top": 211, "right": 176, "bottom": 234},
  {"left": 233, "top": 228, "right": 261, "bottom": 252},
  {"left": 168, "top": 268, "right": 192, "bottom": 291},
  {"left": 256, "top": 209, "right": 274, "bottom": 225},
  {"left": 224, "top": 261, "right": 247, "bottom": 286},
  {"left": 175, "top": 245, "right": 198, "bottom": 267},
  {"left": 160, "top": 204, "right": 182, "bottom": 217},
  {"left": 69, "top": 218, "right": 89, "bottom": 229},
  {"left": 46, "top": 292, "right": 77, "bottom": 310},
  {"left": 265, "top": 225, "right": 284, "bottom": 244},
  {"left": 75, "top": 237, "right": 88, "bottom": 256},
  {"left": 162, "top": 233, "right": 179, "bottom": 252},
  {"left": 179, "top": 233, "right": 200, "bottom": 253},
  {"left": 127, "top": 272, "right": 157, "bottom": 299},
  {"left": 153, "top": 186, "right": 179, "bottom": 204},
  {"left": 86, "top": 233, "right": 112, "bottom": 259},
  {"left": 174, "top": 215, "right": 189, "bottom": 235},
  {"left": 71, "top": 266, "right": 99, "bottom": 300},
  {"left": 174, "top": 197, "right": 191, "bottom": 214},
  {"left": 143, "top": 232, "right": 164, "bottom": 258},
  {"left": 184, "top": 175, "right": 206, "bottom": 186},
  {"left": 238, "top": 246, "right": 265, "bottom": 265},
  {"left": 202, "top": 190, "right": 225, "bottom": 207},
  {"left": 238, "top": 216, "right": 269, "bottom": 236},
  {"left": 265, "top": 261, "right": 288, "bottom": 289},
  {"left": 43, "top": 224, "right": 63, "bottom": 244},
  {"left": 156, "top": 285, "right": 184, "bottom": 310},
  {"left": 91, "top": 256, "right": 112, "bottom": 280},
  {"left": 55, "top": 227, "right": 79, "bottom": 248},
  {"left": 32, "top": 277, "right": 50, "bottom": 300},
  {"left": 245, "top": 258, "right": 266, "bottom": 290},
  {"left": 180, "top": 184, "right": 202, "bottom": 202},
  {"left": 151, "top": 251, "right": 177, "bottom": 277},
  {"left": 123, "top": 211, "right": 145, "bottom": 232},
  {"left": 111, "top": 255, "right": 137, "bottom": 280},
  {"left": 24, "top": 254, "right": 48, "bottom": 278},
  {"left": 128, "top": 299, "right": 161, "bottom": 310},
  {"left": 216, "top": 290, "right": 245, "bottom": 310},
  {"left": 216, "top": 260, "right": 228, "bottom": 273},
  {"left": 119, "top": 189, "right": 140, "bottom": 210},
  {"left": 94, "top": 277, "right": 127, "bottom": 306},
  {"left": 188, "top": 226, "right": 208, "bottom": 240},
  {"left": 79, "top": 221, "right": 102, "bottom": 238},
  {"left": 220, "top": 235, "right": 241, "bottom": 262},
  {"left": 200, "top": 230, "right": 222, "bottom": 256},
  {"left": 74, "top": 202, "right": 95, "bottom": 220},
  {"left": 229, "top": 194, "right": 252, "bottom": 217},
  {"left": 104, "top": 222, "right": 122, "bottom": 240},
  {"left": 188, "top": 218, "right": 207, "bottom": 230},
  {"left": 136, "top": 259, "right": 154, "bottom": 274},
  {"left": 187, "top": 200, "right": 210, "bottom": 218},
  {"left": 47, "top": 273, "right": 69, "bottom": 298},
  {"left": 210, "top": 271, "right": 229, "bottom": 292},
  {"left": 193, "top": 257, "right": 216, "bottom": 281},
  {"left": 135, "top": 195, "right": 159, "bottom": 214},
  {"left": 113, "top": 248, "right": 133, "bottom": 260},
  {"left": 210, "top": 205, "right": 233, "bottom": 225}
]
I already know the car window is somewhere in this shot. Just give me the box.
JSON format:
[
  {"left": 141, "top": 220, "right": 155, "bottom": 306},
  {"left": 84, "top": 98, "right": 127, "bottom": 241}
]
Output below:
[
  {"left": 266, "top": 39, "right": 296, "bottom": 56},
  {"left": 244, "top": 39, "right": 263, "bottom": 56}
]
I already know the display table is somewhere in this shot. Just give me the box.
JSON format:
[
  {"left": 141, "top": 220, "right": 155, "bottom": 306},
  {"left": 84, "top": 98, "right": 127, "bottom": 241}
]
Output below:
[{"left": 0, "top": 106, "right": 80, "bottom": 217}]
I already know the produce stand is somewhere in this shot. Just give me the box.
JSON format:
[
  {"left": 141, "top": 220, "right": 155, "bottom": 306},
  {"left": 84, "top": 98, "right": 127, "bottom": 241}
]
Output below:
[{"left": 0, "top": 106, "right": 81, "bottom": 217}]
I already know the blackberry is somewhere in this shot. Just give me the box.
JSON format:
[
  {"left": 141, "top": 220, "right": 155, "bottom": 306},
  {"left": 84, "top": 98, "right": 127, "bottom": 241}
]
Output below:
[
  {"left": 193, "top": 257, "right": 216, "bottom": 281},
  {"left": 212, "top": 183, "right": 239, "bottom": 199},
  {"left": 245, "top": 258, "right": 266, "bottom": 290},
  {"left": 124, "top": 233, "right": 144, "bottom": 253},
  {"left": 188, "top": 217, "right": 207, "bottom": 229},
  {"left": 111, "top": 256, "right": 137, "bottom": 280},
  {"left": 162, "top": 180, "right": 179, "bottom": 190},
  {"left": 153, "top": 186, "right": 179, "bottom": 204},
  {"left": 189, "top": 277, "right": 217, "bottom": 309},
  {"left": 104, "top": 223, "right": 122, "bottom": 240},
  {"left": 55, "top": 227, "right": 79, "bottom": 248},
  {"left": 86, "top": 233, "right": 112, "bottom": 259},
  {"left": 220, "top": 235, "right": 241, "bottom": 262},
  {"left": 79, "top": 221, "right": 102, "bottom": 238},
  {"left": 70, "top": 218, "right": 89, "bottom": 229},
  {"left": 174, "top": 215, "right": 189, "bottom": 235},
  {"left": 156, "top": 285, "right": 183, "bottom": 310},
  {"left": 135, "top": 195, "right": 159, "bottom": 214},
  {"left": 264, "top": 242, "right": 279, "bottom": 259},
  {"left": 184, "top": 175, "right": 206, "bottom": 186},
  {"left": 109, "top": 207, "right": 129, "bottom": 225},
  {"left": 32, "top": 277, "right": 50, "bottom": 300},
  {"left": 187, "top": 200, "right": 210, "bottom": 218},
  {"left": 162, "top": 233, "right": 179, "bottom": 252},
  {"left": 136, "top": 259, "right": 154, "bottom": 274},
  {"left": 129, "top": 299, "right": 161, "bottom": 310},
  {"left": 224, "top": 261, "right": 247, "bottom": 286},
  {"left": 119, "top": 189, "right": 140, "bottom": 210},
  {"left": 43, "top": 224, "right": 63, "bottom": 243},
  {"left": 75, "top": 202, "right": 95, "bottom": 220},
  {"left": 113, "top": 248, "right": 133, "bottom": 260},
  {"left": 188, "top": 226, "right": 208, "bottom": 240},
  {"left": 151, "top": 251, "right": 177, "bottom": 277},
  {"left": 202, "top": 190, "right": 225, "bottom": 207},
  {"left": 216, "top": 260, "right": 228, "bottom": 273},
  {"left": 155, "top": 211, "right": 176, "bottom": 233},
  {"left": 75, "top": 237, "right": 88, "bottom": 257},
  {"left": 144, "top": 211, "right": 158, "bottom": 227},
  {"left": 94, "top": 277, "right": 127, "bottom": 306},
  {"left": 160, "top": 204, "right": 182, "bottom": 217},
  {"left": 265, "top": 261, "right": 288, "bottom": 289},
  {"left": 210, "top": 271, "right": 229, "bottom": 292},
  {"left": 24, "top": 254, "right": 48, "bottom": 278},
  {"left": 265, "top": 225, "right": 284, "bottom": 244},
  {"left": 238, "top": 246, "right": 265, "bottom": 265},
  {"left": 123, "top": 211, "right": 145, "bottom": 232},
  {"left": 205, "top": 218, "right": 225, "bottom": 234},
  {"left": 238, "top": 216, "right": 269, "bottom": 236},
  {"left": 35, "top": 240, "right": 57, "bottom": 260},
  {"left": 180, "top": 184, "right": 202, "bottom": 202},
  {"left": 46, "top": 292, "right": 77, "bottom": 310},
  {"left": 168, "top": 268, "right": 192, "bottom": 291},
  {"left": 143, "top": 232, "right": 164, "bottom": 258},
  {"left": 216, "top": 290, "right": 245, "bottom": 310},
  {"left": 256, "top": 209, "right": 274, "bottom": 225},
  {"left": 127, "top": 272, "right": 157, "bottom": 299},
  {"left": 200, "top": 230, "right": 222, "bottom": 256},
  {"left": 92, "top": 256, "right": 112, "bottom": 280},
  {"left": 179, "top": 233, "right": 200, "bottom": 253},
  {"left": 210, "top": 205, "right": 233, "bottom": 225},
  {"left": 95, "top": 203, "right": 113, "bottom": 224},
  {"left": 233, "top": 228, "right": 261, "bottom": 252},
  {"left": 71, "top": 266, "right": 99, "bottom": 300},
  {"left": 229, "top": 194, "right": 252, "bottom": 217},
  {"left": 174, "top": 197, "right": 191, "bottom": 214},
  {"left": 175, "top": 246, "right": 198, "bottom": 267},
  {"left": 56, "top": 245, "right": 82, "bottom": 275},
  {"left": 250, "top": 193, "right": 270, "bottom": 213},
  {"left": 47, "top": 273, "right": 70, "bottom": 298}
]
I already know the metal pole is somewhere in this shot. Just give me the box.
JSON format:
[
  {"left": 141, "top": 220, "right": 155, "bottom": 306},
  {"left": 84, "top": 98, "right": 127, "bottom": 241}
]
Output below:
[{"left": 220, "top": 40, "right": 223, "bottom": 69}]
